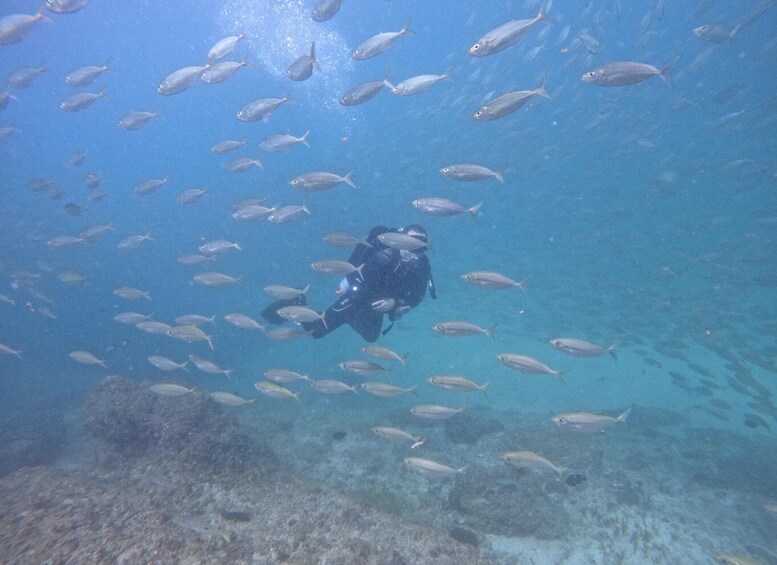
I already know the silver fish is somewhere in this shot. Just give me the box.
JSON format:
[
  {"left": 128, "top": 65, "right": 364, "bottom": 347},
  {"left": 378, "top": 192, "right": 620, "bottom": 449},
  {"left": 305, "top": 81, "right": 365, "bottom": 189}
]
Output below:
[
  {"left": 150, "top": 383, "right": 196, "bottom": 397},
  {"left": 693, "top": 24, "right": 738, "bottom": 43},
  {"left": 427, "top": 376, "right": 488, "bottom": 396},
  {"left": 189, "top": 354, "right": 232, "bottom": 378},
  {"left": 362, "top": 345, "right": 408, "bottom": 368},
  {"left": 175, "top": 314, "right": 216, "bottom": 326},
  {"left": 117, "top": 232, "right": 152, "bottom": 250},
  {"left": 260, "top": 131, "right": 310, "bottom": 152},
  {"left": 211, "top": 139, "right": 247, "bottom": 154},
  {"left": 57, "top": 270, "right": 87, "bottom": 285},
  {"left": 208, "top": 35, "right": 245, "bottom": 62},
  {"left": 134, "top": 177, "right": 169, "bottom": 195},
  {"left": 497, "top": 353, "right": 564, "bottom": 381},
  {"left": 200, "top": 57, "right": 249, "bottom": 83},
  {"left": 157, "top": 65, "right": 208, "bottom": 95},
  {"left": 69, "top": 350, "right": 107, "bottom": 368},
  {"left": 501, "top": 451, "right": 566, "bottom": 475},
  {"left": 113, "top": 287, "right": 151, "bottom": 300},
  {"left": 268, "top": 202, "right": 310, "bottom": 223},
  {"left": 552, "top": 408, "right": 631, "bottom": 433},
  {"left": 264, "top": 284, "right": 310, "bottom": 300},
  {"left": 576, "top": 31, "right": 602, "bottom": 54},
  {"left": 236, "top": 95, "right": 290, "bottom": 121},
  {"left": 226, "top": 156, "right": 263, "bottom": 173},
  {"left": 323, "top": 232, "right": 371, "bottom": 248},
  {"left": 361, "top": 382, "right": 417, "bottom": 398},
  {"left": 289, "top": 171, "right": 355, "bottom": 191},
  {"left": 46, "top": 0, "right": 89, "bottom": 14},
  {"left": 177, "top": 188, "right": 207, "bottom": 205},
  {"left": 136, "top": 320, "right": 173, "bottom": 334},
  {"left": 372, "top": 427, "right": 423, "bottom": 444},
  {"left": 377, "top": 232, "right": 427, "bottom": 251},
  {"left": 389, "top": 73, "right": 451, "bottom": 96},
  {"left": 0, "top": 12, "right": 47, "bottom": 45},
  {"left": 473, "top": 80, "right": 550, "bottom": 120},
  {"left": 581, "top": 58, "right": 679, "bottom": 87},
  {"left": 224, "top": 313, "right": 265, "bottom": 331},
  {"left": 352, "top": 19, "right": 413, "bottom": 60},
  {"left": 199, "top": 240, "right": 241, "bottom": 255},
  {"left": 118, "top": 110, "right": 160, "bottom": 130},
  {"left": 312, "top": 0, "right": 342, "bottom": 21},
  {"left": 550, "top": 338, "right": 618, "bottom": 359},
  {"left": 46, "top": 235, "right": 86, "bottom": 249},
  {"left": 460, "top": 271, "right": 527, "bottom": 290},
  {"left": 311, "top": 379, "right": 358, "bottom": 394},
  {"left": 66, "top": 64, "right": 109, "bottom": 87},
  {"left": 168, "top": 325, "right": 214, "bottom": 350},
  {"left": 113, "top": 312, "right": 152, "bottom": 325},
  {"left": 264, "top": 368, "right": 313, "bottom": 384},
  {"left": 9, "top": 66, "right": 47, "bottom": 88},
  {"left": 233, "top": 203, "right": 275, "bottom": 221},
  {"left": 432, "top": 321, "right": 495, "bottom": 339},
  {"left": 277, "top": 306, "right": 326, "bottom": 327},
  {"left": 193, "top": 272, "right": 243, "bottom": 287},
  {"left": 0, "top": 344, "right": 23, "bottom": 358},
  {"left": 409, "top": 404, "right": 463, "bottom": 420},
  {"left": 412, "top": 197, "right": 482, "bottom": 218},
  {"left": 287, "top": 42, "right": 319, "bottom": 81},
  {"left": 209, "top": 392, "right": 255, "bottom": 406},
  {"left": 404, "top": 457, "right": 462, "bottom": 478},
  {"left": 84, "top": 172, "right": 102, "bottom": 189},
  {"left": 148, "top": 355, "right": 189, "bottom": 373},
  {"left": 439, "top": 164, "right": 504, "bottom": 184},
  {"left": 340, "top": 79, "right": 390, "bottom": 106},
  {"left": 340, "top": 360, "right": 390, "bottom": 376},
  {"left": 468, "top": 3, "right": 548, "bottom": 56},
  {"left": 59, "top": 90, "right": 107, "bottom": 112},
  {"left": 254, "top": 380, "right": 302, "bottom": 402},
  {"left": 310, "top": 260, "right": 363, "bottom": 277}
]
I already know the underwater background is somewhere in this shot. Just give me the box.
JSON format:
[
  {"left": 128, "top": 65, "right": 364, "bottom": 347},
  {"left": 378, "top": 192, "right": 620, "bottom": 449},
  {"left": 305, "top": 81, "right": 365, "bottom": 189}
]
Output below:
[{"left": 1, "top": 0, "right": 776, "bottom": 563}]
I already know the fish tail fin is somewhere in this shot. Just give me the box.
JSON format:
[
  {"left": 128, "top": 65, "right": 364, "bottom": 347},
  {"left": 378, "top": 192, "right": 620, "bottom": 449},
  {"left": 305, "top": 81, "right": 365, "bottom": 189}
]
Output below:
[
  {"left": 400, "top": 352, "right": 410, "bottom": 370},
  {"left": 241, "top": 53, "right": 251, "bottom": 67},
  {"left": 608, "top": 340, "right": 621, "bottom": 360},
  {"left": 207, "top": 315, "right": 217, "bottom": 326},
  {"left": 538, "top": 0, "right": 551, "bottom": 22},
  {"left": 486, "top": 323, "right": 497, "bottom": 341},
  {"left": 535, "top": 76, "right": 552, "bottom": 99},
  {"left": 355, "top": 263, "right": 365, "bottom": 279},
  {"left": 556, "top": 466, "right": 568, "bottom": 477},
  {"left": 145, "top": 230, "right": 154, "bottom": 240},
  {"left": 443, "top": 66, "right": 456, "bottom": 81},
  {"left": 143, "top": 291, "right": 152, "bottom": 301},
  {"left": 301, "top": 284, "right": 311, "bottom": 296},
  {"left": 401, "top": 18, "right": 415, "bottom": 36},
  {"left": 302, "top": 198, "right": 311, "bottom": 215},
  {"left": 409, "top": 385, "right": 419, "bottom": 397},
  {"left": 660, "top": 56, "right": 680, "bottom": 87},
  {"left": 517, "top": 276, "right": 531, "bottom": 292},
  {"left": 255, "top": 157, "right": 264, "bottom": 170},
  {"left": 225, "top": 369, "right": 234, "bottom": 381},
  {"left": 482, "top": 381, "right": 490, "bottom": 400},
  {"left": 207, "top": 335, "right": 214, "bottom": 351},
  {"left": 350, "top": 386, "right": 360, "bottom": 395},
  {"left": 617, "top": 406, "right": 632, "bottom": 423},
  {"left": 730, "top": 22, "right": 743, "bottom": 40},
  {"left": 556, "top": 370, "right": 568, "bottom": 384},
  {"left": 99, "top": 360, "right": 108, "bottom": 369},
  {"left": 469, "top": 202, "right": 483, "bottom": 218},
  {"left": 343, "top": 170, "right": 357, "bottom": 188},
  {"left": 235, "top": 242, "right": 243, "bottom": 252},
  {"left": 320, "top": 311, "right": 327, "bottom": 329},
  {"left": 301, "top": 130, "right": 311, "bottom": 147},
  {"left": 304, "top": 368, "right": 315, "bottom": 381},
  {"left": 293, "top": 391, "right": 303, "bottom": 404},
  {"left": 98, "top": 89, "right": 110, "bottom": 100},
  {"left": 311, "top": 42, "right": 321, "bottom": 70},
  {"left": 494, "top": 171, "right": 505, "bottom": 184},
  {"left": 182, "top": 362, "right": 190, "bottom": 374}
]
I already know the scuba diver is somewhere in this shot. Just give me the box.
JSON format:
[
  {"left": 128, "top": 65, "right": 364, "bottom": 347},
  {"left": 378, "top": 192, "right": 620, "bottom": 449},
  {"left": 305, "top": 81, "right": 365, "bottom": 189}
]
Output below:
[{"left": 262, "top": 224, "right": 436, "bottom": 342}]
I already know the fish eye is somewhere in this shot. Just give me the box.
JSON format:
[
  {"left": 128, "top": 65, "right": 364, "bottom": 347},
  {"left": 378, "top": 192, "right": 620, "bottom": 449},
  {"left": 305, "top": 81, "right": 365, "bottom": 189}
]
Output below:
[
  {"left": 587, "top": 72, "right": 595, "bottom": 78},
  {"left": 474, "top": 111, "right": 482, "bottom": 118},
  {"left": 442, "top": 168, "right": 449, "bottom": 173},
  {"left": 472, "top": 43, "right": 480, "bottom": 51}
]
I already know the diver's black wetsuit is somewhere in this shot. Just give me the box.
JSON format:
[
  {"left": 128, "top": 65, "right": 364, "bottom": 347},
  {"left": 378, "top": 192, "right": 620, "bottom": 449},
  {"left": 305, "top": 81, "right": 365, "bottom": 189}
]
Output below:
[{"left": 262, "top": 226, "right": 435, "bottom": 342}]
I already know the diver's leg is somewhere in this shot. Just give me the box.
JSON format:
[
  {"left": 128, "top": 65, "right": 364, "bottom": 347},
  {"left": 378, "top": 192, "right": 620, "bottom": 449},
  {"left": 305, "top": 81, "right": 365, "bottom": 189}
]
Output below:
[
  {"left": 302, "top": 296, "right": 353, "bottom": 339},
  {"left": 347, "top": 309, "right": 384, "bottom": 343}
]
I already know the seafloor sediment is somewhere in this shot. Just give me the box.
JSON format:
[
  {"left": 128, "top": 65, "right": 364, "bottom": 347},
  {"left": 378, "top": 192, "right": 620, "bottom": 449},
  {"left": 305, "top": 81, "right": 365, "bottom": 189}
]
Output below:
[{"left": 1, "top": 376, "right": 776, "bottom": 564}]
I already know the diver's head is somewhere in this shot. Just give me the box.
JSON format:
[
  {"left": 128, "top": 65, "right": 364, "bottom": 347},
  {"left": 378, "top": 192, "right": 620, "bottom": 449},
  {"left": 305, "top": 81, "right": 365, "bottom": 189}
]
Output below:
[{"left": 403, "top": 224, "right": 428, "bottom": 251}]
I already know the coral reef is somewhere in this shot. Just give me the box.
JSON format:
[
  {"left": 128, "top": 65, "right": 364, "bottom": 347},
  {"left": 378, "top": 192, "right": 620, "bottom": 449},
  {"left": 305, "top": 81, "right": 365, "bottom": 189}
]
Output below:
[
  {"left": 0, "top": 464, "right": 491, "bottom": 564},
  {"left": 80, "top": 375, "right": 276, "bottom": 474}
]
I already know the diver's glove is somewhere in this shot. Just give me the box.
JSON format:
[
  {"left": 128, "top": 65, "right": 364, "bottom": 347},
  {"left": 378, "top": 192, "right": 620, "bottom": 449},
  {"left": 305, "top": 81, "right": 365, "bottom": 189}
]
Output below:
[{"left": 371, "top": 298, "right": 396, "bottom": 313}]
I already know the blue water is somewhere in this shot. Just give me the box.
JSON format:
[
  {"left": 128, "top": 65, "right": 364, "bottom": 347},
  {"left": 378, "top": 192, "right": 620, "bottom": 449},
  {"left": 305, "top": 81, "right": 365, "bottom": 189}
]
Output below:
[{"left": 2, "top": 0, "right": 777, "bottom": 561}]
